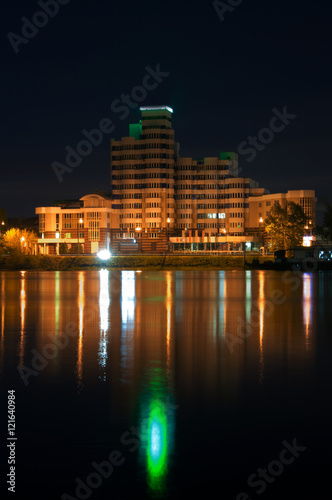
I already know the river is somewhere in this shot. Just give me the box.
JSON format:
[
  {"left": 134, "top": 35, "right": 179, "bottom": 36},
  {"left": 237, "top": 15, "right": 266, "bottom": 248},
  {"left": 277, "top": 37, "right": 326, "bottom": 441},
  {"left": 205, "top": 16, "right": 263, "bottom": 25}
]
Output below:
[{"left": 1, "top": 269, "right": 332, "bottom": 499}]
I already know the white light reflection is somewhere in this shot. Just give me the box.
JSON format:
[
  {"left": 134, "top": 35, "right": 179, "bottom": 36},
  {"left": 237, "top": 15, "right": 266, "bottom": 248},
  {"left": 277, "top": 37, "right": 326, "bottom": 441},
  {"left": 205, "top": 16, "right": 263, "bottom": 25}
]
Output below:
[
  {"left": 120, "top": 271, "right": 136, "bottom": 383},
  {"left": 98, "top": 269, "right": 110, "bottom": 379},
  {"left": 121, "top": 271, "right": 135, "bottom": 324}
]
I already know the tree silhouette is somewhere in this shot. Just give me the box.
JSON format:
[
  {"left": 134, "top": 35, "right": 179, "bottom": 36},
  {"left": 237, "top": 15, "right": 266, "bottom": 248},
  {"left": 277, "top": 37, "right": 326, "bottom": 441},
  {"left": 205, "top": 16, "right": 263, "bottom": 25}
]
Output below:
[{"left": 264, "top": 201, "right": 307, "bottom": 252}]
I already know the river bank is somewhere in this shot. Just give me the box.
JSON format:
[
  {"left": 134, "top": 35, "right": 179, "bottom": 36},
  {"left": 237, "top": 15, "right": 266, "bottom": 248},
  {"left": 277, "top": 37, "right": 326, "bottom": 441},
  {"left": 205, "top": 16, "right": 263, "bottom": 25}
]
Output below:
[{"left": 0, "top": 254, "right": 274, "bottom": 271}]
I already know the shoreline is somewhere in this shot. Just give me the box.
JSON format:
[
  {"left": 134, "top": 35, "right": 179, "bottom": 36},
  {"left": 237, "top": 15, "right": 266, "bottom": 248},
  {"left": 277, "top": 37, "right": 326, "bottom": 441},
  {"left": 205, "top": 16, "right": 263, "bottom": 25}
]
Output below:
[
  {"left": 1, "top": 254, "right": 330, "bottom": 272},
  {"left": 0, "top": 254, "right": 274, "bottom": 271}
]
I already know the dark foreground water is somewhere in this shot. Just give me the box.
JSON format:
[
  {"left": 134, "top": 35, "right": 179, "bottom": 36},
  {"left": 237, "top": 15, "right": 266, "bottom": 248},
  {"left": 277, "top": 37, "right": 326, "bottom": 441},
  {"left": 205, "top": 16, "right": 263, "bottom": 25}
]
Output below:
[{"left": 1, "top": 269, "right": 332, "bottom": 499}]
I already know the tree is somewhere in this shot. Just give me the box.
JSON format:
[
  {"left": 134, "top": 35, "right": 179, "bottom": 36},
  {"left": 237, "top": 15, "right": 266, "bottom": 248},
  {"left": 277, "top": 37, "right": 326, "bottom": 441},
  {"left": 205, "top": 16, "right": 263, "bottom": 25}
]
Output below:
[
  {"left": 264, "top": 201, "right": 307, "bottom": 252},
  {"left": 3, "top": 228, "right": 37, "bottom": 255},
  {"left": 59, "top": 242, "right": 68, "bottom": 254},
  {"left": 317, "top": 200, "right": 332, "bottom": 240}
]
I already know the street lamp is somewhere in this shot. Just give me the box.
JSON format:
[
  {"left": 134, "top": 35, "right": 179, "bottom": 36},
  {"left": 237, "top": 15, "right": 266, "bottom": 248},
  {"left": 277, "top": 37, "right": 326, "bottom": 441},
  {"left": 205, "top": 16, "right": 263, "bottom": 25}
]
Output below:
[
  {"left": 166, "top": 218, "right": 170, "bottom": 253},
  {"left": 21, "top": 236, "right": 25, "bottom": 254},
  {"left": 259, "top": 217, "right": 264, "bottom": 252},
  {"left": 135, "top": 226, "right": 142, "bottom": 251},
  {"left": 77, "top": 218, "right": 83, "bottom": 256},
  {"left": 97, "top": 249, "right": 111, "bottom": 261}
]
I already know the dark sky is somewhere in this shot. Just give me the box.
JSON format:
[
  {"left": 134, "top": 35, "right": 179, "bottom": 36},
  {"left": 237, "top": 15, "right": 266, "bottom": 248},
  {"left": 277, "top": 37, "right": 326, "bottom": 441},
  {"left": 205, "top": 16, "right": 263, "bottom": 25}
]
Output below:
[{"left": 1, "top": 0, "right": 331, "bottom": 219}]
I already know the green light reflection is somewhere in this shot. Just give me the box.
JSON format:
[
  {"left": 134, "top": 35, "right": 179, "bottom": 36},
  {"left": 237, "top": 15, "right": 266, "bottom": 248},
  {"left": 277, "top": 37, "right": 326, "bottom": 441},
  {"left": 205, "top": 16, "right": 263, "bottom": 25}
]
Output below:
[
  {"left": 146, "top": 399, "right": 168, "bottom": 492},
  {"left": 139, "top": 366, "right": 175, "bottom": 497}
]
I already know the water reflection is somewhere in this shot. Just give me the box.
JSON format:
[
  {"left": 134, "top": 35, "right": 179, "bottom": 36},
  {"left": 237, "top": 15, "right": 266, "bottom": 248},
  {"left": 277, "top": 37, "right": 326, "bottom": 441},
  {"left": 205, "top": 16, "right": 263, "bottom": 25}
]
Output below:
[
  {"left": 139, "top": 366, "right": 175, "bottom": 498},
  {"left": 121, "top": 271, "right": 135, "bottom": 324},
  {"left": 19, "top": 271, "right": 26, "bottom": 367},
  {"left": 245, "top": 270, "right": 251, "bottom": 321},
  {"left": 0, "top": 275, "right": 4, "bottom": 369},
  {"left": 98, "top": 269, "right": 110, "bottom": 380},
  {"left": 166, "top": 271, "right": 171, "bottom": 378},
  {"left": 77, "top": 272, "right": 84, "bottom": 391},
  {"left": 55, "top": 271, "right": 60, "bottom": 337},
  {"left": 258, "top": 271, "right": 265, "bottom": 383},
  {"left": 0, "top": 270, "right": 325, "bottom": 498},
  {"left": 303, "top": 273, "right": 313, "bottom": 349},
  {"left": 120, "top": 271, "right": 136, "bottom": 384}
]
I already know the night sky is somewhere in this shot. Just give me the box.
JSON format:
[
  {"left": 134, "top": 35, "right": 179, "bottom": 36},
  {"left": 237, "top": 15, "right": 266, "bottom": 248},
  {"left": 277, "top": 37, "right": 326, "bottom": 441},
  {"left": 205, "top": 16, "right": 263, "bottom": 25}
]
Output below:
[{"left": 2, "top": 0, "right": 331, "bottom": 219}]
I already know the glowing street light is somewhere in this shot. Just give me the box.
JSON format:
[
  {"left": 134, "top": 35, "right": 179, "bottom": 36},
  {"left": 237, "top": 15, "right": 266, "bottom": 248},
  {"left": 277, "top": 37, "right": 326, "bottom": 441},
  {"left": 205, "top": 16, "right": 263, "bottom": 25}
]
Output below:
[
  {"left": 77, "top": 217, "right": 84, "bottom": 256},
  {"left": 0, "top": 221, "right": 5, "bottom": 240},
  {"left": 259, "top": 217, "right": 264, "bottom": 250},
  {"left": 97, "top": 249, "right": 112, "bottom": 261},
  {"left": 135, "top": 227, "right": 142, "bottom": 251},
  {"left": 166, "top": 218, "right": 171, "bottom": 253}
]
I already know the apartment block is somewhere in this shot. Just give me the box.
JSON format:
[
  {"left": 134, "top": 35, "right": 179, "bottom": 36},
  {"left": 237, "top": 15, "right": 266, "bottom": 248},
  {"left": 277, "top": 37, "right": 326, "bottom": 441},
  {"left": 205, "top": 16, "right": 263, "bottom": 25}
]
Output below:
[{"left": 35, "top": 106, "right": 317, "bottom": 254}]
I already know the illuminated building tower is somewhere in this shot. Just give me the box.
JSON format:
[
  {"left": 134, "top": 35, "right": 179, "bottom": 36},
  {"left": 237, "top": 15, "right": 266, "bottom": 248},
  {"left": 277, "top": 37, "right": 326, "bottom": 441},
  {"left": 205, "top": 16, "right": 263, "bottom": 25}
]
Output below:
[{"left": 111, "top": 106, "right": 178, "bottom": 252}]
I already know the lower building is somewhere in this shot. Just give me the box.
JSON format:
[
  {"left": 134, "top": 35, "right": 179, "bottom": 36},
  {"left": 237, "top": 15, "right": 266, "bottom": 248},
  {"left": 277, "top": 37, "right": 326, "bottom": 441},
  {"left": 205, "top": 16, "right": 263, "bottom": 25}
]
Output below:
[
  {"left": 247, "top": 190, "right": 316, "bottom": 251},
  {"left": 35, "top": 194, "right": 120, "bottom": 255}
]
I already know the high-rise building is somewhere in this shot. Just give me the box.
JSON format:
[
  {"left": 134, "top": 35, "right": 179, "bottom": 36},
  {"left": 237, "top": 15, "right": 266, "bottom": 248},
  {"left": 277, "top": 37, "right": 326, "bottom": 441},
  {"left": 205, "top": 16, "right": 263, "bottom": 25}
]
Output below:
[
  {"left": 110, "top": 106, "right": 177, "bottom": 252},
  {"left": 35, "top": 106, "right": 317, "bottom": 254},
  {"left": 110, "top": 105, "right": 316, "bottom": 252}
]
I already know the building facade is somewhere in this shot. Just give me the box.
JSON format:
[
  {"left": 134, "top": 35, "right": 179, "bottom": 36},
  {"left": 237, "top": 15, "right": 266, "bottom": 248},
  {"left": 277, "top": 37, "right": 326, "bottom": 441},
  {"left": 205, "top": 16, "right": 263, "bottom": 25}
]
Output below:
[
  {"left": 36, "top": 194, "right": 120, "bottom": 255},
  {"left": 36, "top": 106, "right": 317, "bottom": 254},
  {"left": 110, "top": 106, "right": 316, "bottom": 252}
]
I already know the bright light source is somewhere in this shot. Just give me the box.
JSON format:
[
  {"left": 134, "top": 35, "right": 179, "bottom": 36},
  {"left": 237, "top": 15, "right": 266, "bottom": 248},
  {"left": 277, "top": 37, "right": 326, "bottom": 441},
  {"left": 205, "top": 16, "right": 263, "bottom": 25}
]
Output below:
[
  {"left": 140, "top": 105, "right": 173, "bottom": 113},
  {"left": 97, "top": 250, "right": 112, "bottom": 260}
]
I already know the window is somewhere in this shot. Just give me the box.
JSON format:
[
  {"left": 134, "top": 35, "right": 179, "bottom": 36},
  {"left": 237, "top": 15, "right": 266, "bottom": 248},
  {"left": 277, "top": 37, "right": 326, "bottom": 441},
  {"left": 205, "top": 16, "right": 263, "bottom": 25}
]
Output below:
[
  {"left": 39, "top": 214, "right": 45, "bottom": 232},
  {"left": 88, "top": 212, "right": 100, "bottom": 241},
  {"left": 87, "top": 212, "right": 101, "bottom": 219}
]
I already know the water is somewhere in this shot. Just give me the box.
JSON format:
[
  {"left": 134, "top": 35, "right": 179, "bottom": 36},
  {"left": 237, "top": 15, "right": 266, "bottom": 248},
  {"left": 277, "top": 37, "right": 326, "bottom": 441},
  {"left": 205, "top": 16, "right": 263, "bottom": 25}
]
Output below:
[{"left": 1, "top": 269, "right": 332, "bottom": 499}]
